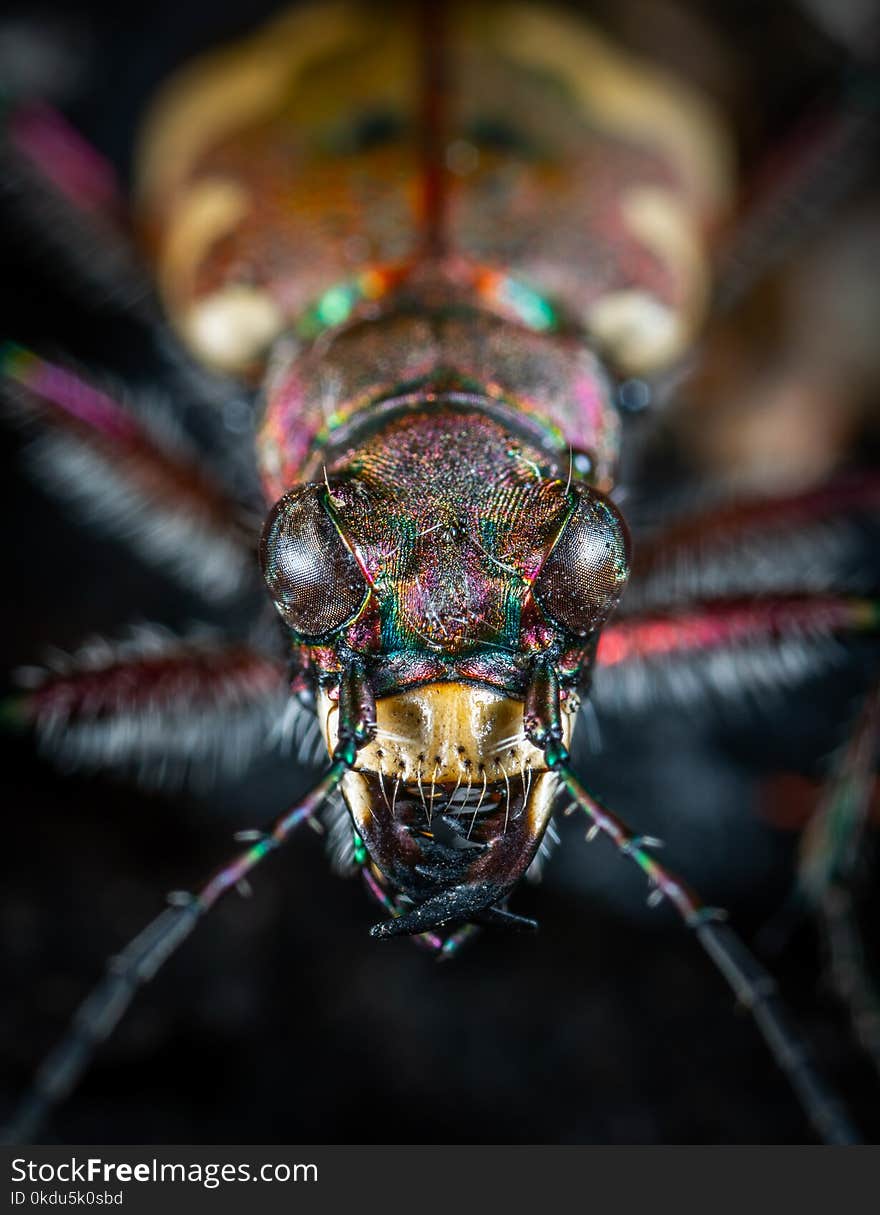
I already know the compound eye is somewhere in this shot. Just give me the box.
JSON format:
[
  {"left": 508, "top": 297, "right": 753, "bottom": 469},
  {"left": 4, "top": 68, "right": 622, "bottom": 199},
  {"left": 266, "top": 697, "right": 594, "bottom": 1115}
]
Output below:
[
  {"left": 260, "top": 484, "right": 368, "bottom": 638},
  {"left": 532, "top": 486, "right": 630, "bottom": 638}
]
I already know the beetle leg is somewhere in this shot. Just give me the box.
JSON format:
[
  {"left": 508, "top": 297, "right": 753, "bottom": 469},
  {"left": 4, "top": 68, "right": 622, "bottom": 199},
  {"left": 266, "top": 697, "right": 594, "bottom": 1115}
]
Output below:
[
  {"left": 594, "top": 592, "right": 879, "bottom": 714},
  {"left": 9, "top": 627, "right": 300, "bottom": 787},
  {"left": 555, "top": 762, "right": 860, "bottom": 1144},
  {"left": 798, "top": 682, "right": 880, "bottom": 1075},
  {"left": 525, "top": 661, "right": 862, "bottom": 1144},
  {"left": 711, "top": 72, "right": 880, "bottom": 317},
  {"left": 1, "top": 98, "right": 252, "bottom": 428},
  {"left": 1, "top": 763, "right": 347, "bottom": 1145},
  {"left": 650, "top": 69, "right": 880, "bottom": 406},
  {"left": 5, "top": 98, "right": 124, "bottom": 221},
  {"left": 1, "top": 99, "right": 150, "bottom": 315},
  {"left": 2, "top": 344, "right": 261, "bottom": 599},
  {"left": 626, "top": 473, "right": 880, "bottom": 612}
]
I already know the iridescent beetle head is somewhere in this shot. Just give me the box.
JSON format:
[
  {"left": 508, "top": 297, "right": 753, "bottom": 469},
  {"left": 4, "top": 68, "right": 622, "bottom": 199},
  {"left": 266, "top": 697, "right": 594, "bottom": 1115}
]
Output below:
[{"left": 260, "top": 403, "right": 630, "bottom": 934}]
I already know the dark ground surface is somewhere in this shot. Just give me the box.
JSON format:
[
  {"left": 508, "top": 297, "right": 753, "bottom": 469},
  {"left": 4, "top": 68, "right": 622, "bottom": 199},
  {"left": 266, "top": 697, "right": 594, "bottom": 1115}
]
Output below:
[{"left": 1, "top": 0, "right": 880, "bottom": 1145}]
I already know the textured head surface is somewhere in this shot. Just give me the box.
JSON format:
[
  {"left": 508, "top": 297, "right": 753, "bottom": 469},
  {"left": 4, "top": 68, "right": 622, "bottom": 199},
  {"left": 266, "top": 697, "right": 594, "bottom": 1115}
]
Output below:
[{"left": 326, "top": 406, "right": 571, "bottom": 655}]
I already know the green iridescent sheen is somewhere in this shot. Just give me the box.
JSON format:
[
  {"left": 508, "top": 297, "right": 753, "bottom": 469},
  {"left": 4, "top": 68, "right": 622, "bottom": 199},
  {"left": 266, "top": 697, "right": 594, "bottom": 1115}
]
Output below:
[
  {"left": 296, "top": 281, "right": 363, "bottom": 340},
  {"left": 333, "top": 736, "right": 359, "bottom": 768},
  {"left": 496, "top": 277, "right": 557, "bottom": 331},
  {"left": 324, "top": 407, "right": 572, "bottom": 660},
  {"left": 544, "top": 738, "right": 570, "bottom": 769}
]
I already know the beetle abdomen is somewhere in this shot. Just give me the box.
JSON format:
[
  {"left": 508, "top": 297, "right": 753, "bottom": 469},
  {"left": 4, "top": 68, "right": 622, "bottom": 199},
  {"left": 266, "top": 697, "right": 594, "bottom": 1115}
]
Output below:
[{"left": 137, "top": 1, "right": 730, "bottom": 377}]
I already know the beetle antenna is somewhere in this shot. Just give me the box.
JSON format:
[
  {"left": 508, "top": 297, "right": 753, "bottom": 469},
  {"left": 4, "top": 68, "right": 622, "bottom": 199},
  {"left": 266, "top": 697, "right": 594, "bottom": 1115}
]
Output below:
[
  {"left": 556, "top": 764, "right": 861, "bottom": 1144},
  {"left": 523, "top": 660, "right": 861, "bottom": 1145},
  {"left": 2, "top": 763, "right": 348, "bottom": 1145}
]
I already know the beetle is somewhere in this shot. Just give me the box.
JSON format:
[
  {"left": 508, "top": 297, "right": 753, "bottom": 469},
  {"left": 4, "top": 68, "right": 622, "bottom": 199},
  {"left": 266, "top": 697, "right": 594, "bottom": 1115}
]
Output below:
[{"left": 1, "top": 0, "right": 880, "bottom": 1142}]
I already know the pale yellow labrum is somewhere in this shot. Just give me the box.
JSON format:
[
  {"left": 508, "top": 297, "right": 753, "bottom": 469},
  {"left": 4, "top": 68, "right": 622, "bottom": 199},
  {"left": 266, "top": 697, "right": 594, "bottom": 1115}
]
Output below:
[{"left": 317, "top": 681, "right": 576, "bottom": 783}]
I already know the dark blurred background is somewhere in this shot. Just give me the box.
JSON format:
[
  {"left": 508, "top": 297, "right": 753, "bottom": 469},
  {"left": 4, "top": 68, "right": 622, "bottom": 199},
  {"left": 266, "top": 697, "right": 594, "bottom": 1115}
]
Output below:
[{"left": 1, "top": 0, "right": 879, "bottom": 1144}]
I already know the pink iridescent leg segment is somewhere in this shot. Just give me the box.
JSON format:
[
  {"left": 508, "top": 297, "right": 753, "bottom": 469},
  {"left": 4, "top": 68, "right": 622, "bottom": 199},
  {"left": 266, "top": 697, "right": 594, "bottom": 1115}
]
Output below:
[
  {"left": 7, "top": 631, "right": 289, "bottom": 784},
  {"left": 598, "top": 595, "right": 879, "bottom": 668},
  {"left": 2, "top": 344, "right": 258, "bottom": 598},
  {"left": 7, "top": 101, "right": 124, "bottom": 221}
]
